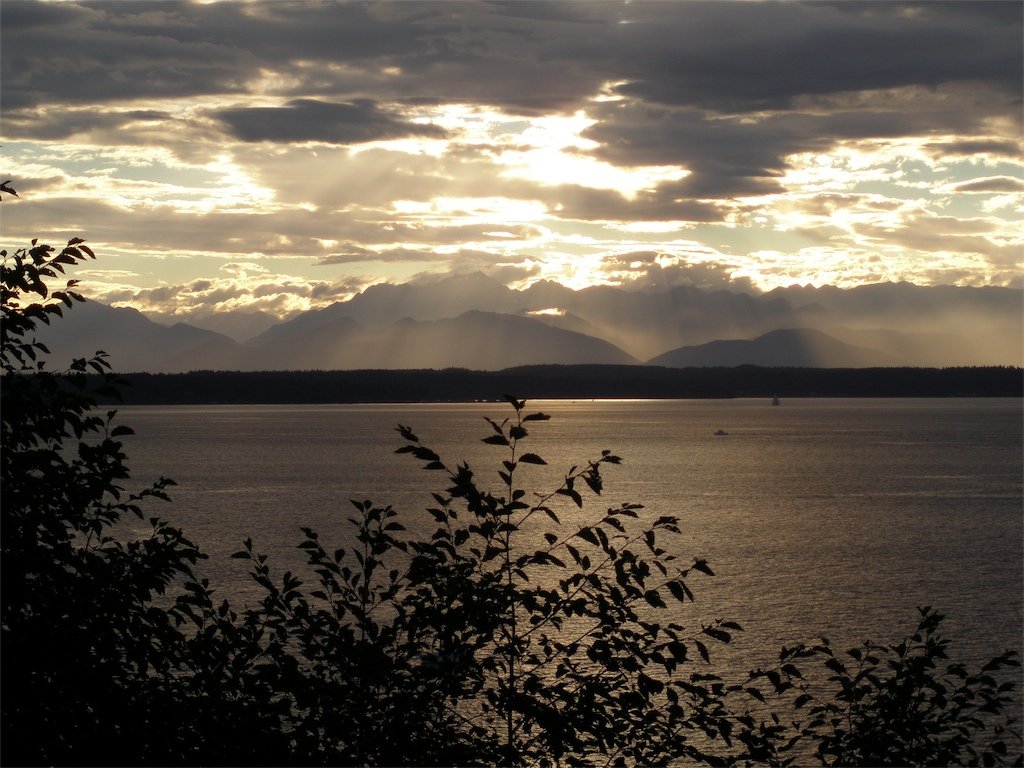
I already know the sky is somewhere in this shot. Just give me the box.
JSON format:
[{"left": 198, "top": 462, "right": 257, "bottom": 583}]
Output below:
[{"left": 1, "top": 0, "right": 1022, "bottom": 322}]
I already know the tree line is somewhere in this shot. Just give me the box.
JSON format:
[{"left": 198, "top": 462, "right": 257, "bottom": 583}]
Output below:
[{"left": 81, "top": 364, "right": 1024, "bottom": 405}]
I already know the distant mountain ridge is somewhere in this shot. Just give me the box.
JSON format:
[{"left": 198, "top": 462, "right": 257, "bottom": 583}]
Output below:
[
  {"left": 34, "top": 303, "right": 637, "bottom": 373},
  {"left": 46, "top": 275, "right": 1023, "bottom": 372},
  {"left": 249, "top": 310, "right": 639, "bottom": 370},
  {"left": 241, "top": 273, "right": 1019, "bottom": 366},
  {"left": 647, "top": 329, "right": 901, "bottom": 368}
]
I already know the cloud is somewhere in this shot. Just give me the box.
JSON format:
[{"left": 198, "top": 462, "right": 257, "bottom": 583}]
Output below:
[
  {"left": 852, "top": 218, "right": 1021, "bottom": 268},
  {"left": 0, "top": 109, "right": 175, "bottom": 142},
  {"left": 597, "top": 251, "right": 758, "bottom": 294},
  {"left": 314, "top": 246, "right": 447, "bottom": 266},
  {"left": 549, "top": 183, "right": 729, "bottom": 223},
  {"left": 608, "top": 1, "right": 1022, "bottom": 113},
  {"left": 925, "top": 140, "right": 1023, "bottom": 159},
  {"left": 221, "top": 262, "right": 269, "bottom": 277},
  {"left": 0, "top": 2, "right": 256, "bottom": 113},
  {"left": 944, "top": 176, "right": 1024, "bottom": 194},
  {"left": 7, "top": 1, "right": 1018, "bottom": 120},
  {"left": 95, "top": 270, "right": 369, "bottom": 320},
  {"left": 583, "top": 90, "right": 1018, "bottom": 204},
  {"left": 214, "top": 99, "right": 448, "bottom": 144},
  {"left": 1, "top": 0, "right": 1020, "bottom": 301}
]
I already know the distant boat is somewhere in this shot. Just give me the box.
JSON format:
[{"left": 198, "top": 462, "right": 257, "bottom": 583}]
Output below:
[
  {"left": 771, "top": 394, "right": 780, "bottom": 406},
  {"left": 714, "top": 429, "right": 728, "bottom": 436}
]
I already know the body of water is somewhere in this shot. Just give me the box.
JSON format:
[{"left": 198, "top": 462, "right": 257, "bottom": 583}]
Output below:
[{"left": 118, "top": 397, "right": 1022, "bottom": 683}]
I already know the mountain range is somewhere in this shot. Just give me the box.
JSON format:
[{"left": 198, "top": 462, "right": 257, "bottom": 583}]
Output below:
[{"left": 32, "top": 274, "right": 1023, "bottom": 373}]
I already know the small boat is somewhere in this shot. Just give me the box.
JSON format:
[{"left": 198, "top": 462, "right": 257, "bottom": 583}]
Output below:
[
  {"left": 771, "top": 394, "right": 780, "bottom": 406},
  {"left": 714, "top": 429, "right": 728, "bottom": 436}
]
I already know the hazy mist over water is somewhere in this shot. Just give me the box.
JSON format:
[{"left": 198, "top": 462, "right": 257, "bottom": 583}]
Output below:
[{"left": 119, "top": 398, "right": 1022, "bottom": 682}]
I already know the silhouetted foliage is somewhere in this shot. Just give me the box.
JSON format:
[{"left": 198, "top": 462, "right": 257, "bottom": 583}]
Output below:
[
  {"left": 752, "top": 608, "right": 1022, "bottom": 766},
  {"left": 2, "top": 208, "right": 1020, "bottom": 766},
  {"left": 2, "top": 232, "right": 187, "bottom": 763},
  {"left": 1, "top": 227, "right": 290, "bottom": 765},
  {"left": 225, "top": 396, "right": 791, "bottom": 766}
]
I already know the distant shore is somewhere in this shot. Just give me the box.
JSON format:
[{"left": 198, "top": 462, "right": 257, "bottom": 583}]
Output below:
[{"left": 91, "top": 365, "right": 1024, "bottom": 405}]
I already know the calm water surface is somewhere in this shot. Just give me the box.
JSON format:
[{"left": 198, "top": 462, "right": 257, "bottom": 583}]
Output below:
[{"left": 118, "top": 398, "right": 1022, "bottom": 681}]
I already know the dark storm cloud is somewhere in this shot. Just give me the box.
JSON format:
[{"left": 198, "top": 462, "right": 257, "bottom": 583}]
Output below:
[
  {"left": 0, "top": 1, "right": 256, "bottom": 112},
  {"left": 5, "top": 1, "right": 1018, "bottom": 117},
  {"left": 0, "top": 0, "right": 602, "bottom": 114},
  {"left": 581, "top": 95, "right": 1017, "bottom": 200},
  {"left": 607, "top": 1, "right": 1022, "bottom": 113},
  {"left": 579, "top": 105, "right": 808, "bottom": 198},
  {"left": 214, "top": 99, "right": 447, "bottom": 144}
]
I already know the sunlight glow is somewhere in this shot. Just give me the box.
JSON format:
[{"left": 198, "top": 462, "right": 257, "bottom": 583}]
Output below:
[
  {"left": 393, "top": 197, "right": 549, "bottom": 225},
  {"left": 496, "top": 147, "right": 686, "bottom": 198},
  {"left": 491, "top": 110, "right": 688, "bottom": 197}
]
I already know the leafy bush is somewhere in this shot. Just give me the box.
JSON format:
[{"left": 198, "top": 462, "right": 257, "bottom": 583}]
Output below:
[
  {"left": 759, "top": 607, "right": 1022, "bottom": 766},
  {"left": 2, "top": 235, "right": 190, "bottom": 763},
  {"left": 227, "top": 396, "right": 784, "bottom": 766}
]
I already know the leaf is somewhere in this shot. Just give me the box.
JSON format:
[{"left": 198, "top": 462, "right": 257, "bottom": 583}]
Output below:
[
  {"left": 559, "top": 488, "right": 583, "bottom": 508},
  {"left": 482, "top": 434, "right": 509, "bottom": 446},
  {"left": 666, "top": 580, "right": 689, "bottom": 603},
  {"left": 703, "top": 626, "right": 731, "bottom": 643},
  {"left": 643, "top": 590, "right": 666, "bottom": 609},
  {"left": 638, "top": 673, "right": 664, "bottom": 696},
  {"left": 577, "top": 527, "right": 598, "bottom": 545},
  {"left": 502, "top": 394, "right": 526, "bottom": 410},
  {"left": 668, "top": 641, "right": 687, "bottom": 662},
  {"left": 692, "top": 559, "right": 715, "bottom": 576},
  {"left": 825, "top": 657, "right": 847, "bottom": 675},
  {"left": 518, "top": 452, "right": 547, "bottom": 465},
  {"left": 695, "top": 640, "right": 710, "bottom": 663}
]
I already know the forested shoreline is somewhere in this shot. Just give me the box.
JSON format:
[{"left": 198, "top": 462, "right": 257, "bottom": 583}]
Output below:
[{"left": 94, "top": 365, "right": 1023, "bottom": 404}]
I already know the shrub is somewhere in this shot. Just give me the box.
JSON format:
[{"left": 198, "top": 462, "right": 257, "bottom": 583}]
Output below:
[
  {"left": 229, "top": 396, "right": 783, "bottom": 765},
  {"left": 760, "top": 607, "right": 1022, "bottom": 766}
]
